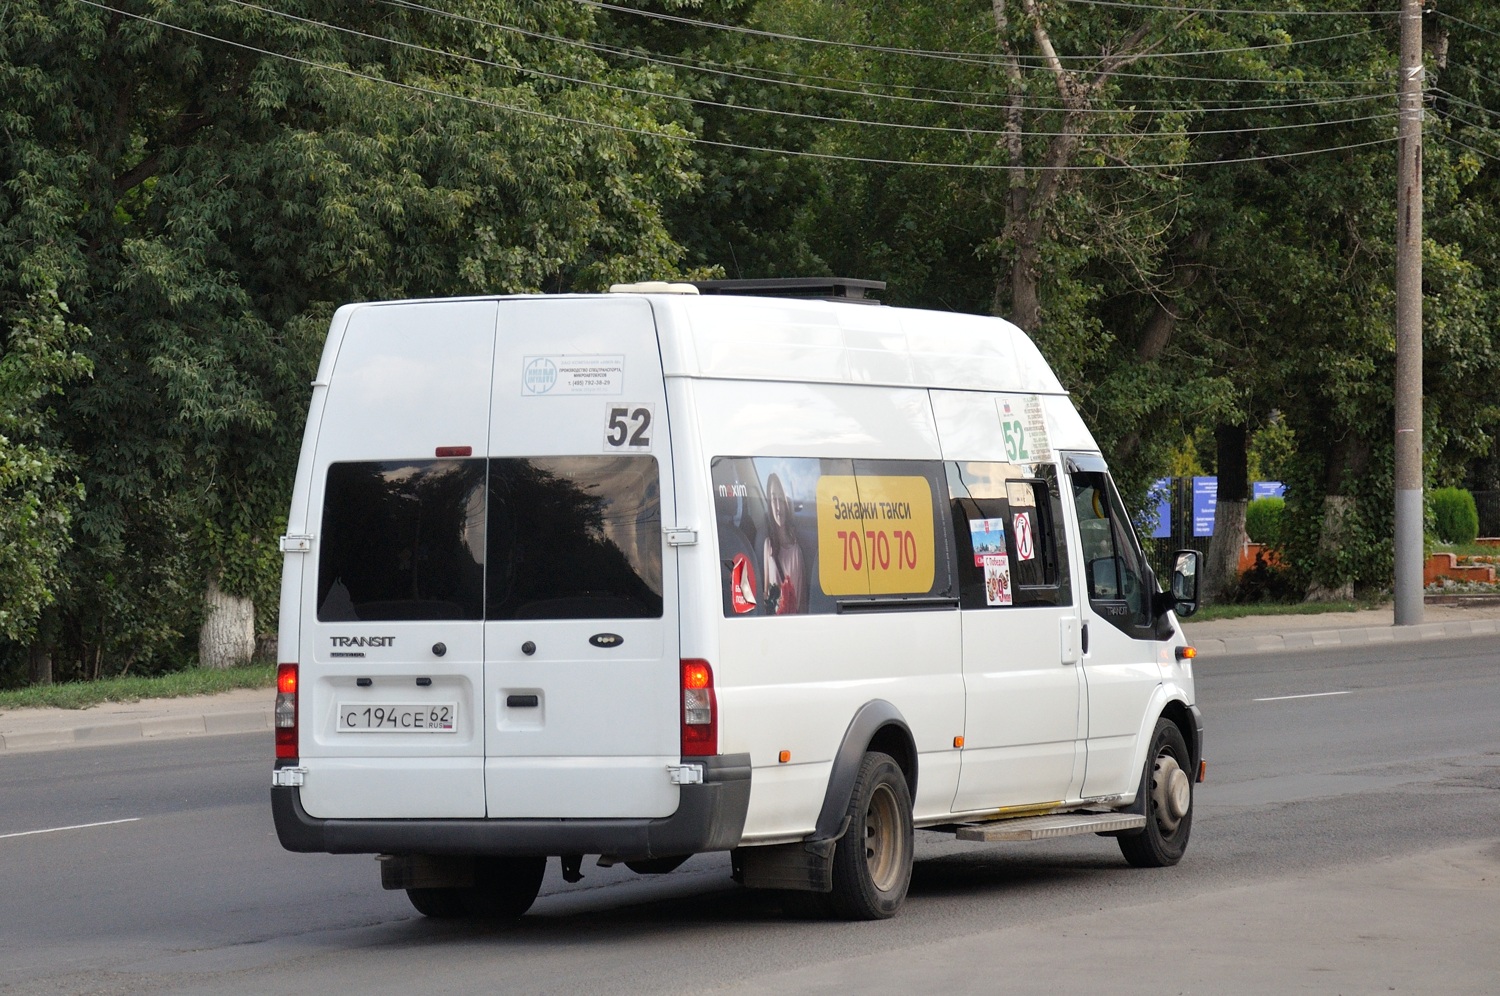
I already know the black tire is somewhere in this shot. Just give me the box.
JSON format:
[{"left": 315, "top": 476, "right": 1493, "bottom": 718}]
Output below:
[
  {"left": 405, "top": 856, "right": 547, "bottom": 920},
  {"left": 825, "top": 751, "right": 913, "bottom": 920},
  {"left": 405, "top": 886, "right": 469, "bottom": 919},
  {"left": 1118, "top": 718, "right": 1194, "bottom": 868},
  {"left": 624, "top": 855, "right": 690, "bottom": 875}
]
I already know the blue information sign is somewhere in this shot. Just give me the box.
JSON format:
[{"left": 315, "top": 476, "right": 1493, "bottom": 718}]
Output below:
[
  {"left": 1253, "top": 480, "right": 1286, "bottom": 500},
  {"left": 1148, "top": 477, "right": 1172, "bottom": 539},
  {"left": 1193, "top": 476, "right": 1217, "bottom": 537}
]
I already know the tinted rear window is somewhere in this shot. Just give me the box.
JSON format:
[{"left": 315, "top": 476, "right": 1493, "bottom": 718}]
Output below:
[
  {"left": 318, "top": 460, "right": 487, "bottom": 621},
  {"left": 487, "top": 457, "right": 663, "bottom": 620},
  {"left": 318, "top": 456, "right": 663, "bottom": 622}
]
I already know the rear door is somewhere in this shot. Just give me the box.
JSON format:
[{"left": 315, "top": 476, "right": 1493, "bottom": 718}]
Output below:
[
  {"left": 483, "top": 297, "right": 680, "bottom": 818},
  {"left": 298, "top": 300, "right": 495, "bottom": 819}
]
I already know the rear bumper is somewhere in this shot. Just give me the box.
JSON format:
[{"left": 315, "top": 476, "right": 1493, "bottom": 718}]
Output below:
[{"left": 271, "top": 753, "right": 752, "bottom": 858}]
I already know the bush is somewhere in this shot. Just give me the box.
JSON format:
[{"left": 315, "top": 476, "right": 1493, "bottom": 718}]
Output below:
[
  {"left": 1432, "top": 488, "right": 1480, "bottom": 544},
  {"left": 1245, "top": 497, "right": 1285, "bottom": 546}
]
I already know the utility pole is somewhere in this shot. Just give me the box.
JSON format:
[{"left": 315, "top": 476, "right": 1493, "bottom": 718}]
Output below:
[{"left": 1393, "top": 0, "right": 1424, "bottom": 625}]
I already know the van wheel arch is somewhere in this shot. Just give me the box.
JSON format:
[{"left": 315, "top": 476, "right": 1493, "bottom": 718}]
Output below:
[
  {"left": 812, "top": 700, "right": 917, "bottom": 843},
  {"left": 1157, "top": 700, "right": 1201, "bottom": 773}
]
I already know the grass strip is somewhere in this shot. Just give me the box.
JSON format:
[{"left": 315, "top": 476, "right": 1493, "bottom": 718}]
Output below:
[
  {"left": 0, "top": 664, "right": 275, "bottom": 711},
  {"left": 1190, "top": 599, "right": 1382, "bottom": 623}
]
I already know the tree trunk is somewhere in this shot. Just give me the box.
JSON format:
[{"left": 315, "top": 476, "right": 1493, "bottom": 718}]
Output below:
[
  {"left": 27, "top": 641, "right": 53, "bottom": 686},
  {"left": 26, "top": 607, "right": 57, "bottom": 686},
  {"left": 1305, "top": 495, "right": 1357, "bottom": 602},
  {"left": 1304, "top": 433, "right": 1369, "bottom": 602},
  {"left": 1203, "top": 424, "right": 1249, "bottom": 604},
  {"left": 200, "top": 577, "right": 256, "bottom": 670},
  {"left": 989, "top": 0, "right": 1152, "bottom": 330}
]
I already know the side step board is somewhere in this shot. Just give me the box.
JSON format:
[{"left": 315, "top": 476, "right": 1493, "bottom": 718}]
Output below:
[{"left": 955, "top": 812, "right": 1145, "bottom": 842}]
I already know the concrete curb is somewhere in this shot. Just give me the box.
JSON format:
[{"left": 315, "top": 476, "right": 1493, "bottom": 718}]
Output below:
[
  {"left": 0, "top": 707, "right": 272, "bottom": 753},
  {"left": 1190, "top": 617, "right": 1500, "bottom": 658}
]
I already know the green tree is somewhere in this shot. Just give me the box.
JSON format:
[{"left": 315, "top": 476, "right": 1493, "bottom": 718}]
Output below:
[{"left": 1, "top": 0, "right": 699, "bottom": 681}]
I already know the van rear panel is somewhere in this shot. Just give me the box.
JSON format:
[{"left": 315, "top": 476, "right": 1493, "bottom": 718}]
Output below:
[{"left": 295, "top": 297, "right": 682, "bottom": 823}]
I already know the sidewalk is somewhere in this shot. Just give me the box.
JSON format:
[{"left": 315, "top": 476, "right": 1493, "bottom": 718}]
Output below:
[
  {"left": 1183, "top": 599, "right": 1500, "bottom": 657},
  {"left": 0, "top": 687, "right": 272, "bottom": 754},
  {"left": 2, "top": 601, "right": 1497, "bottom": 754}
]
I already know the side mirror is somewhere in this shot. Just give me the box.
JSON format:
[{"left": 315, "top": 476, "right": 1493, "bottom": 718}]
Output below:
[{"left": 1170, "top": 549, "right": 1201, "bottom": 618}]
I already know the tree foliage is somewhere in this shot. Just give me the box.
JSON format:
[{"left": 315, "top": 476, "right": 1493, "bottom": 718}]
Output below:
[
  {"left": 0, "top": 0, "right": 699, "bottom": 682},
  {"left": 2, "top": 0, "right": 1499, "bottom": 681}
]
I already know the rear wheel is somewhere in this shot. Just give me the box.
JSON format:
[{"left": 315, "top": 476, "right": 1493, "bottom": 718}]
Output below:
[
  {"left": 1118, "top": 718, "right": 1193, "bottom": 868},
  {"left": 406, "top": 855, "right": 547, "bottom": 920},
  {"left": 405, "top": 886, "right": 468, "bottom": 919},
  {"left": 825, "top": 751, "right": 913, "bottom": 920},
  {"left": 624, "top": 855, "right": 690, "bottom": 875}
]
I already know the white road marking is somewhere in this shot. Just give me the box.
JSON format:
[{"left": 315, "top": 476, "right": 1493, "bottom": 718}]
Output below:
[
  {"left": 0, "top": 818, "right": 141, "bottom": 840},
  {"left": 1253, "top": 690, "right": 1353, "bottom": 703}
]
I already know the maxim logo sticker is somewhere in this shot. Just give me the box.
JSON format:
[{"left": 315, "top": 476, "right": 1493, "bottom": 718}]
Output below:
[{"left": 331, "top": 636, "right": 395, "bottom": 648}]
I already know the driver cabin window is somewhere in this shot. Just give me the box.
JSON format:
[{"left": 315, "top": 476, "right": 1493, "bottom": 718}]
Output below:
[{"left": 1071, "top": 470, "right": 1150, "bottom": 632}]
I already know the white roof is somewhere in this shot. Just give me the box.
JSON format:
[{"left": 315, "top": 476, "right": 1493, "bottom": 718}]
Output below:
[{"left": 645, "top": 294, "right": 1067, "bottom": 396}]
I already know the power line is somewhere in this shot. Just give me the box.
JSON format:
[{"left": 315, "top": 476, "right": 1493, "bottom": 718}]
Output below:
[
  {"left": 1434, "top": 107, "right": 1500, "bottom": 137},
  {"left": 1057, "top": 0, "right": 1398, "bottom": 13},
  {"left": 219, "top": 0, "right": 1400, "bottom": 142},
  {"left": 1431, "top": 88, "right": 1500, "bottom": 123},
  {"left": 1438, "top": 133, "right": 1500, "bottom": 164},
  {"left": 379, "top": 0, "right": 1394, "bottom": 111},
  {"left": 1435, "top": 11, "right": 1500, "bottom": 41},
  {"left": 566, "top": 0, "right": 1381, "bottom": 66},
  {"left": 1445, "top": 62, "right": 1500, "bottom": 96},
  {"left": 74, "top": 0, "right": 1403, "bottom": 173}
]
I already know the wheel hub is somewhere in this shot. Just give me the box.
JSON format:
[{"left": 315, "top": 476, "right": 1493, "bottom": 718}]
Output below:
[
  {"left": 864, "top": 783, "right": 903, "bottom": 892},
  {"left": 1151, "top": 755, "right": 1191, "bottom": 832}
]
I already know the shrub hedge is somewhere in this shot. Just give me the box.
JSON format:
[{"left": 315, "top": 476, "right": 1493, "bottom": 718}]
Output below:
[
  {"left": 1245, "top": 497, "right": 1285, "bottom": 546},
  {"left": 1432, "top": 488, "right": 1480, "bottom": 544}
]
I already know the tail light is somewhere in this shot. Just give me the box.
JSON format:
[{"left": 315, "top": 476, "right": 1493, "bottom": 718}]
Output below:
[
  {"left": 275, "top": 663, "right": 298, "bottom": 760},
  {"left": 680, "top": 659, "right": 718, "bottom": 756}
]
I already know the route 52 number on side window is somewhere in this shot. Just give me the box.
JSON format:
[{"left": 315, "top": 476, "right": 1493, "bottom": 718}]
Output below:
[
  {"left": 604, "top": 403, "right": 654, "bottom": 451},
  {"left": 1000, "top": 417, "right": 1031, "bottom": 463}
]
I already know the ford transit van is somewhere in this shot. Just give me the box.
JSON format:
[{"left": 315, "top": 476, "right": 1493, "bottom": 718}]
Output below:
[{"left": 272, "top": 280, "right": 1203, "bottom": 920}]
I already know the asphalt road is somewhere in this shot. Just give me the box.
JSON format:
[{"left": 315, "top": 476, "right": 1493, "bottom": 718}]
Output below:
[{"left": 1, "top": 637, "right": 1497, "bottom": 995}]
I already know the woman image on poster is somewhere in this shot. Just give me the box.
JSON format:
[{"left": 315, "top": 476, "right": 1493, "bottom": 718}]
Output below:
[{"left": 762, "top": 472, "right": 806, "bottom": 614}]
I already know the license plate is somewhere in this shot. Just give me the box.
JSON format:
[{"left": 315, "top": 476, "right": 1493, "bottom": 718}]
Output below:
[{"left": 338, "top": 703, "right": 458, "bottom": 733}]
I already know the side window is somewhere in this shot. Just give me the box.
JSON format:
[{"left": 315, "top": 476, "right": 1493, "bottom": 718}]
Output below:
[
  {"left": 712, "top": 456, "right": 955, "bottom": 616},
  {"left": 947, "top": 461, "right": 1071, "bottom": 609},
  {"left": 318, "top": 459, "right": 487, "bottom": 621},
  {"left": 1070, "top": 469, "right": 1151, "bottom": 633}
]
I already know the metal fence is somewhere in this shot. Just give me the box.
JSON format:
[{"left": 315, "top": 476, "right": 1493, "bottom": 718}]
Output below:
[
  {"left": 1136, "top": 477, "right": 1210, "bottom": 581},
  {"left": 1475, "top": 490, "right": 1500, "bottom": 539},
  {"left": 1139, "top": 488, "right": 1500, "bottom": 579}
]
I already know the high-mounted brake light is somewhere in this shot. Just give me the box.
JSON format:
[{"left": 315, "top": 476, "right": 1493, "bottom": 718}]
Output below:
[
  {"left": 680, "top": 659, "right": 718, "bottom": 756},
  {"left": 275, "top": 663, "right": 299, "bottom": 760}
]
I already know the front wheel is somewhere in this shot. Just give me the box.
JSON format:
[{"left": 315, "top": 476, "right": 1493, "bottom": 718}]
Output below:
[
  {"left": 1118, "top": 718, "right": 1194, "bottom": 868},
  {"left": 825, "top": 751, "right": 913, "bottom": 920}
]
